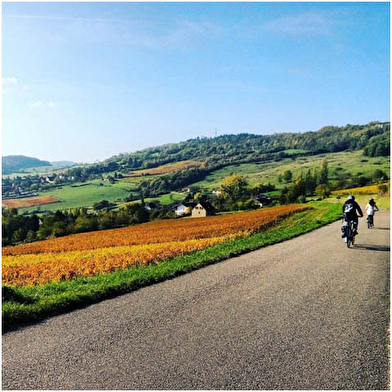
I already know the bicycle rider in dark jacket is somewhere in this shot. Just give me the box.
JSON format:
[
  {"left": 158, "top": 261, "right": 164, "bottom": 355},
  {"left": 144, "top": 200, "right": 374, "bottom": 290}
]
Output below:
[{"left": 342, "top": 195, "right": 363, "bottom": 236}]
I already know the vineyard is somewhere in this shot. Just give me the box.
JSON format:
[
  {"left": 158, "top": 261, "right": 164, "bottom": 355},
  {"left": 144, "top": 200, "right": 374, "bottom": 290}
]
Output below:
[
  {"left": 332, "top": 183, "right": 389, "bottom": 195},
  {"left": 3, "top": 205, "right": 309, "bottom": 286},
  {"left": 127, "top": 160, "right": 203, "bottom": 177}
]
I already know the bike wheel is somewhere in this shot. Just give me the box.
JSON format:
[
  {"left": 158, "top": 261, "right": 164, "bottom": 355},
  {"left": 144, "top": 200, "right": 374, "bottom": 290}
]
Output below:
[{"left": 346, "top": 232, "right": 352, "bottom": 248}]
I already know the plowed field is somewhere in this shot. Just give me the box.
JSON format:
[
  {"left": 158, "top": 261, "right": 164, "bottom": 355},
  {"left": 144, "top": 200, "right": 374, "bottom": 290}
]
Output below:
[{"left": 2, "top": 196, "right": 59, "bottom": 209}]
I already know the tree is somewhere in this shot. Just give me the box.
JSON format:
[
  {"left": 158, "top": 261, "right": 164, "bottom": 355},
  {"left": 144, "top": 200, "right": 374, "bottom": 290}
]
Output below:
[
  {"left": 73, "top": 216, "right": 98, "bottom": 233},
  {"left": 372, "top": 169, "right": 389, "bottom": 182},
  {"left": 26, "top": 230, "right": 37, "bottom": 242},
  {"left": 298, "top": 195, "right": 307, "bottom": 203},
  {"left": 304, "top": 169, "right": 317, "bottom": 194},
  {"left": 279, "top": 187, "right": 289, "bottom": 205},
  {"left": 37, "top": 225, "right": 52, "bottom": 240},
  {"left": 220, "top": 173, "right": 249, "bottom": 202},
  {"left": 319, "top": 159, "right": 329, "bottom": 185},
  {"left": 378, "top": 184, "right": 389, "bottom": 195},
  {"left": 315, "top": 184, "right": 331, "bottom": 199},
  {"left": 250, "top": 183, "right": 275, "bottom": 196},
  {"left": 12, "top": 228, "right": 26, "bottom": 243},
  {"left": 282, "top": 170, "right": 293, "bottom": 182},
  {"left": 93, "top": 200, "right": 110, "bottom": 211}
]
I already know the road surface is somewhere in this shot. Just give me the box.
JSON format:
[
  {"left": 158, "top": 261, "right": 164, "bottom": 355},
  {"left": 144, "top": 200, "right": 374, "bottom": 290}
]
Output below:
[{"left": 2, "top": 210, "right": 390, "bottom": 390}]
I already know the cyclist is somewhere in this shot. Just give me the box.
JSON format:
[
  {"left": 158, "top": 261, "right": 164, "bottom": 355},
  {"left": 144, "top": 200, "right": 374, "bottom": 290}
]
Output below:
[
  {"left": 341, "top": 195, "right": 363, "bottom": 239},
  {"left": 365, "top": 198, "right": 379, "bottom": 227}
]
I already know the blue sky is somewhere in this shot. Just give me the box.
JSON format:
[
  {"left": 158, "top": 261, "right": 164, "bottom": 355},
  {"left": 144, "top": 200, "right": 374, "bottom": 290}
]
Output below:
[{"left": 2, "top": 2, "right": 390, "bottom": 163}]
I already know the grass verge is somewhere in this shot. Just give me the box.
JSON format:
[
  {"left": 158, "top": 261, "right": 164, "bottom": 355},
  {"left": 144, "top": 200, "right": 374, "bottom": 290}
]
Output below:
[
  {"left": 2, "top": 201, "right": 341, "bottom": 332},
  {"left": 324, "top": 194, "right": 390, "bottom": 210}
]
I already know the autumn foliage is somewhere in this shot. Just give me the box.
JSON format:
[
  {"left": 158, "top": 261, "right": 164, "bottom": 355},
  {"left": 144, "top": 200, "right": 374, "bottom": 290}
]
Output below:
[
  {"left": 3, "top": 205, "right": 309, "bottom": 286},
  {"left": 128, "top": 160, "right": 203, "bottom": 177},
  {"left": 332, "top": 183, "right": 389, "bottom": 195}
]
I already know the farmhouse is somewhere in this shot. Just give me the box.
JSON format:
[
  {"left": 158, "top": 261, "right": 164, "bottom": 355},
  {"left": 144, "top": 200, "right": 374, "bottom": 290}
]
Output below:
[
  {"left": 172, "top": 202, "right": 187, "bottom": 216},
  {"left": 191, "top": 202, "right": 215, "bottom": 218}
]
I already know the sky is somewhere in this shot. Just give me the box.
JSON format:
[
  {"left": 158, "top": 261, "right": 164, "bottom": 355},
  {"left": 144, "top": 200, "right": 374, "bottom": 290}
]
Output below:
[{"left": 2, "top": 1, "right": 390, "bottom": 163}]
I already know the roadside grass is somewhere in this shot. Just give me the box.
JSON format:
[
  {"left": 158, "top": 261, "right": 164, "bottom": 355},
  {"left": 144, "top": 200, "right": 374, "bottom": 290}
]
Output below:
[
  {"left": 354, "top": 194, "right": 390, "bottom": 210},
  {"left": 2, "top": 201, "right": 341, "bottom": 331},
  {"left": 325, "top": 194, "right": 390, "bottom": 210}
]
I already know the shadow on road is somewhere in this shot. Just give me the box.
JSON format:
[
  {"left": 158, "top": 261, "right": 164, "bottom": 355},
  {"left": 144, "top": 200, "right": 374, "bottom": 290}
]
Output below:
[
  {"left": 353, "top": 244, "right": 390, "bottom": 252},
  {"left": 375, "top": 227, "right": 390, "bottom": 231}
]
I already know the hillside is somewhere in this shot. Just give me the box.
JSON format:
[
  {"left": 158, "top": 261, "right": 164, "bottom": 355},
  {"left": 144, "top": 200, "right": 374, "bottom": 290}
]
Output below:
[
  {"left": 65, "top": 121, "right": 389, "bottom": 181},
  {"left": 3, "top": 121, "right": 389, "bottom": 214},
  {"left": 50, "top": 161, "right": 76, "bottom": 167},
  {"left": 104, "top": 121, "right": 390, "bottom": 168},
  {"left": 2, "top": 155, "right": 51, "bottom": 175}
]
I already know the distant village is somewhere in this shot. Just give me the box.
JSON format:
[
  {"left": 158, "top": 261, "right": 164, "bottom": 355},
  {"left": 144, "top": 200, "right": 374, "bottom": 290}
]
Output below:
[{"left": 2, "top": 173, "right": 76, "bottom": 200}]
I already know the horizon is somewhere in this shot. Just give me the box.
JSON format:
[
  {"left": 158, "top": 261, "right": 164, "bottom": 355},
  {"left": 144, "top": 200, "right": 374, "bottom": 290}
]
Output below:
[
  {"left": 2, "top": 2, "right": 390, "bottom": 163},
  {"left": 2, "top": 119, "right": 389, "bottom": 165}
]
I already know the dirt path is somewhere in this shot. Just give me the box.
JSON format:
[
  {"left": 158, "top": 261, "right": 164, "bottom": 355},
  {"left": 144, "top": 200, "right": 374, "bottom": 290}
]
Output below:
[{"left": 2, "top": 210, "right": 390, "bottom": 390}]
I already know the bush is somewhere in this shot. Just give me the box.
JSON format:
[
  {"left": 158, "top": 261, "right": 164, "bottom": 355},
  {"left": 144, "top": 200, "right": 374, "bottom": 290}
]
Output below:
[
  {"left": 378, "top": 184, "right": 389, "bottom": 195},
  {"left": 93, "top": 200, "right": 110, "bottom": 211},
  {"left": 298, "top": 195, "right": 307, "bottom": 203},
  {"left": 315, "top": 184, "right": 331, "bottom": 199}
]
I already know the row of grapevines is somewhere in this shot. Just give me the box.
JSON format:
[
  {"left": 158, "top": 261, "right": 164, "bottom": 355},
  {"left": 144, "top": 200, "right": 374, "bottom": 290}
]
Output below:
[{"left": 3, "top": 205, "right": 309, "bottom": 256}]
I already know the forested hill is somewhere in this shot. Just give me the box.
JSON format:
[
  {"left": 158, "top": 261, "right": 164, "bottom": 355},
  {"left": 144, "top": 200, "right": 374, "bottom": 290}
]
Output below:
[
  {"left": 2, "top": 155, "right": 51, "bottom": 175},
  {"left": 67, "top": 121, "right": 389, "bottom": 176}
]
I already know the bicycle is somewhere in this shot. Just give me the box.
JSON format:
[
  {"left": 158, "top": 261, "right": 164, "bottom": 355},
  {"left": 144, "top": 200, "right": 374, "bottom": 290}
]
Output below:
[
  {"left": 346, "top": 220, "right": 356, "bottom": 248},
  {"left": 343, "top": 219, "right": 356, "bottom": 248}
]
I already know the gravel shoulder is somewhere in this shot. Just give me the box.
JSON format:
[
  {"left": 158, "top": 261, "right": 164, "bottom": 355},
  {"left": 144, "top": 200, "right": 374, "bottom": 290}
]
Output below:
[{"left": 2, "top": 210, "right": 390, "bottom": 390}]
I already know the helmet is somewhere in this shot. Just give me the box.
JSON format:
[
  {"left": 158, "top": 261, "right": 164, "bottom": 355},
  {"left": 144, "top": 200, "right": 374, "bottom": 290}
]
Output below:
[
  {"left": 348, "top": 195, "right": 355, "bottom": 201},
  {"left": 369, "top": 198, "right": 374, "bottom": 201}
]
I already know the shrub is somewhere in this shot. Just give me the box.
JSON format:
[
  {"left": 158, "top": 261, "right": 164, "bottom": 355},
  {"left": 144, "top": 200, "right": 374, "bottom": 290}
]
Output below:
[
  {"left": 378, "top": 184, "right": 389, "bottom": 195},
  {"left": 298, "top": 195, "right": 307, "bottom": 203},
  {"left": 315, "top": 184, "right": 331, "bottom": 199}
]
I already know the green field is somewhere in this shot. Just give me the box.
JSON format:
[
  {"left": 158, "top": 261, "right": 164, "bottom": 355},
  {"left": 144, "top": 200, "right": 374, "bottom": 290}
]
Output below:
[
  {"left": 18, "top": 179, "right": 138, "bottom": 214},
  {"left": 11, "top": 150, "right": 390, "bottom": 214},
  {"left": 192, "top": 151, "right": 390, "bottom": 191},
  {"left": 144, "top": 192, "right": 185, "bottom": 205},
  {"left": 17, "top": 178, "right": 186, "bottom": 214},
  {"left": 2, "top": 164, "right": 79, "bottom": 179}
]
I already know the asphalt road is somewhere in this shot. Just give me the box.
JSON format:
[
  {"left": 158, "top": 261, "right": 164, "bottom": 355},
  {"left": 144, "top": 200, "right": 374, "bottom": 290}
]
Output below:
[{"left": 2, "top": 210, "right": 390, "bottom": 390}]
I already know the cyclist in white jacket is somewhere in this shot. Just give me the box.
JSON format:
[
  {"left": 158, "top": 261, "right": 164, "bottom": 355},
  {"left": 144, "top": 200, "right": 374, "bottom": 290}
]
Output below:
[{"left": 365, "top": 198, "right": 379, "bottom": 226}]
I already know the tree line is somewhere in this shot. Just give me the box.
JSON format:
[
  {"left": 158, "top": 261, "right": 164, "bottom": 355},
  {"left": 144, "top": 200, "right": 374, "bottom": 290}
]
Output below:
[
  {"left": 278, "top": 160, "right": 389, "bottom": 204},
  {"left": 2, "top": 204, "right": 151, "bottom": 246},
  {"left": 64, "top": 121, "right": 390, "bottom": 180},
  {"left": 2, "top": 176, "right": 277, "bottom": 246}
]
